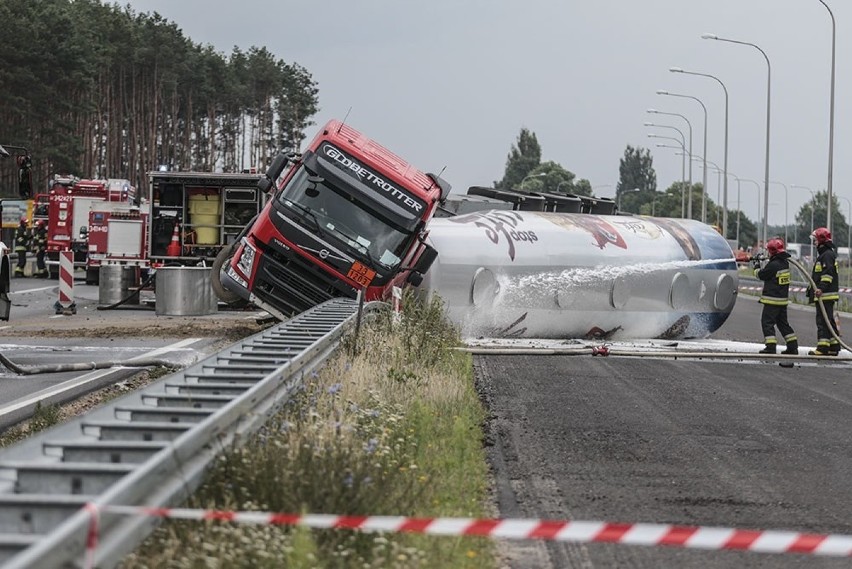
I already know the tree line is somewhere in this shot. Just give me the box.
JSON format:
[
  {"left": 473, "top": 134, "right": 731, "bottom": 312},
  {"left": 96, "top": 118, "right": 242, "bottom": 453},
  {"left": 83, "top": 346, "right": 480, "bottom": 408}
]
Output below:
[{"left": 0, "top": 0, "right": 319, "bottom": 198}]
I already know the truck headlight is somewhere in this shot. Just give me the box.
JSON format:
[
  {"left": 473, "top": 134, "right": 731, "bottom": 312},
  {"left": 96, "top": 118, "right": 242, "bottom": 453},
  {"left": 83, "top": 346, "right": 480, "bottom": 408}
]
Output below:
[{"left": 236, "top": 241, "right": 256, "bottom": 277}]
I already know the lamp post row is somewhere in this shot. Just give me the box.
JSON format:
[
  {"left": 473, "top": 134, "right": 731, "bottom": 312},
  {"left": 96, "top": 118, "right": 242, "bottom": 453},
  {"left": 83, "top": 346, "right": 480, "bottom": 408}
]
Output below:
[{"left": 651, "top": 4, "right": 838, "bottom": 247}]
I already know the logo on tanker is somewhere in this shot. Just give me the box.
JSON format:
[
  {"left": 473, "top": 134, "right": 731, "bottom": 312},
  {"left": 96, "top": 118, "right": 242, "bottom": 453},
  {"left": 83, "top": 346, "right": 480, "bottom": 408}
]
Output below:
[
  {"left": 540, "top": 213, "right": 627, "bottom": 250},
  {"left": 321, "top": 144, "right": 424, "bottom": 215},
  {"left": 449, "top": 211, "right": 538, "bottom": 261}
]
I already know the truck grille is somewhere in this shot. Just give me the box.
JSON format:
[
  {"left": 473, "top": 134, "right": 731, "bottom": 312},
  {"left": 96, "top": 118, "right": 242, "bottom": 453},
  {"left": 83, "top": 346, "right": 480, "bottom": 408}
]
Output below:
[{"left": 254, "top": 249, "right": 355, "bottom": 315}]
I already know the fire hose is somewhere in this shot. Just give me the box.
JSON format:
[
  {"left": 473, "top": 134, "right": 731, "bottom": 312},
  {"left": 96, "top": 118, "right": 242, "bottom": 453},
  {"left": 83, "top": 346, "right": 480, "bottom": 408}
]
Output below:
[
  {"left": 0, "top": 351, "right": 178, "bottom": 375},
  {"left": 787, "top": 257, "right": 852, "bottom": 354}
]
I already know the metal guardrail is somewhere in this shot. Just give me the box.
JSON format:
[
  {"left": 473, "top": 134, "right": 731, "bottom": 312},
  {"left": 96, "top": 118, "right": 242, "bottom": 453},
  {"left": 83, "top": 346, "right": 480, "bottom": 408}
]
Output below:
[{"left": 0, "top": 298, "right": 359, "bottom": 568}]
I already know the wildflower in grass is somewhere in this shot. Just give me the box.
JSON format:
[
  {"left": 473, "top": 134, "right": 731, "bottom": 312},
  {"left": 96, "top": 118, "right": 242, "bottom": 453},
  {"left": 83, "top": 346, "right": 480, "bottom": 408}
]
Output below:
[
  {"left": 328, "top": 383, "right": 342, "bottom": 395},
  {"left": 364, "top": 438, "right": 378, "bottom": 454}
]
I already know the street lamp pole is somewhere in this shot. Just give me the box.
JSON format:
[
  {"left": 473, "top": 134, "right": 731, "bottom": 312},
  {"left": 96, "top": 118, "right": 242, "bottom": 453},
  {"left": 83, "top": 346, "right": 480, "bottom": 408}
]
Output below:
[
  {"left": 670, "top": 67, "right": 729, "bottom": 238},
  {"left": 702, "top": 33, "right": 771, "bottom": 254},
  {"left": 817, "top": 1, "right": 836, "bottom": 234},
  {"left": 768, "top": 182, "right": 789, "bottom": 245},
  {"left": 519, "top": 172, "right": 546, "bottom": 191},
  {"left": 657, "top": 90, "right": 708, "bottom": 222},
  {"left": 791, "top": 184, "right": 817, "bottom": 238},
  {"left": 648, "top": 109, "right": 692, "bottom": 217},
  {"left": 646, "top": 125, "right": 686, "bottom": 215},
  {"left": 740, "top": 178, "right": 763, "bottom": 246},
  {"left": 656, "top": 144, "right": 688, "bottom": 215}
]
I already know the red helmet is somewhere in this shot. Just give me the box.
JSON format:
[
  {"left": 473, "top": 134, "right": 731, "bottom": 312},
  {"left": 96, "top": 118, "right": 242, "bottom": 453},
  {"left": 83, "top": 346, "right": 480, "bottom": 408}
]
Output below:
[
  {"left": 812, "top": 227, "right": 832, "bottom": 245},
  {"left": 766, "top": 238, "right": 785, "bottom": 256},
  {"left": 19, "top": 217, "right": 27, "bottom": 225},
  {"left": 35, "top": 219, "right": 45, "bottom": 228}
]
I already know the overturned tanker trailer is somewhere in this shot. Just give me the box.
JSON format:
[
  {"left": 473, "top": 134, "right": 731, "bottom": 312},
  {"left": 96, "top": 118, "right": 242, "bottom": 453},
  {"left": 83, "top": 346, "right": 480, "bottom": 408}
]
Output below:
[{"left": 416, "top": 210, "right": 738, "bottom": 340}]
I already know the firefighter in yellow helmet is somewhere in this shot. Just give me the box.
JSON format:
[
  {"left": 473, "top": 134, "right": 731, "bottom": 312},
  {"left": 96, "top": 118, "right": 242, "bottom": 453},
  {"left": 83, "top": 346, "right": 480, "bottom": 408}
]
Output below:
[{"left": 13, "top": 217, "right": 31, "bottom": 277}]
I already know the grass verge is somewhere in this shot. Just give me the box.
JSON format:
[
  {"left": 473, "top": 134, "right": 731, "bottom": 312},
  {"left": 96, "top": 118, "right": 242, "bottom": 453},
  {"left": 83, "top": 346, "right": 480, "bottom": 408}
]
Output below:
[{"left": 121, "top": 292, "right": 494, "bottom": 569}]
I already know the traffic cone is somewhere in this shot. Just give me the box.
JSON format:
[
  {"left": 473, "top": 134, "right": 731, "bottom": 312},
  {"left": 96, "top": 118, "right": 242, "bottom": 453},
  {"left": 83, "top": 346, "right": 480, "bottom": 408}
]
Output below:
[{"left": 166, "top": 222, "right": 181, "bottom": 257}]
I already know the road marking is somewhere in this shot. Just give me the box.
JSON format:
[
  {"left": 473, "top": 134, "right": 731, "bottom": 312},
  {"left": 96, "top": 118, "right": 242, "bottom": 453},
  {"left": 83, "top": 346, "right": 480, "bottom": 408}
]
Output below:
[
  {"left": 126, "top": 337, "right": 202, "bottom": 361},
  {"left": 0, "top": 368, "right": 116, "bottom": 420},
  {"left": 0, "top": 343, "right": 197, "bottom": 353},
  {"left": 11, "top": 285, "right": 56, "bottom": 294},
  {"left": 0, "top": 337, "right": 203, "bottom": 422}
]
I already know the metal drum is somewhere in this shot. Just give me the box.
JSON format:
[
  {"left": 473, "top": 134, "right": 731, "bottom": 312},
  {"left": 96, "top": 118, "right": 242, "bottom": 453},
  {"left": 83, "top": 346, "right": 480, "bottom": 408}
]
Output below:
[
  {"left": 98, "top": 265, "right": 138, "bottom": 306},
  {"left": 418, "top": 211, "right": 738, "bottom": 340},
  {"left": 155, "top": 266, "right": 218, "bottom": 316}
]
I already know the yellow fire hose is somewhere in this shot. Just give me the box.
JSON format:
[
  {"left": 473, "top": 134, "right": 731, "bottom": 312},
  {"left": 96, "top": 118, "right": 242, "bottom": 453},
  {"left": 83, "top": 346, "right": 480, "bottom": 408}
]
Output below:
[{"left": 788, "top": 257, "right": 851, "bottom": 354}]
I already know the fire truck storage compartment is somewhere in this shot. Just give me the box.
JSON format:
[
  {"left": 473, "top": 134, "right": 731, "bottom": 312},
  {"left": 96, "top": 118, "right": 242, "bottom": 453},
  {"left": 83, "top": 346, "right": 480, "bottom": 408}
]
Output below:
[
  {"left": 151, "top": 215, "right": 179, "bottom": 257},
  {"left": 155, "top": 266, "right": 217, "bottom": 316},
  {"left": 99, "top": 265, "right": 138, "bottom": 306},
  {"left": 188, "top": 188, "right": 221, "bottom": 245}
]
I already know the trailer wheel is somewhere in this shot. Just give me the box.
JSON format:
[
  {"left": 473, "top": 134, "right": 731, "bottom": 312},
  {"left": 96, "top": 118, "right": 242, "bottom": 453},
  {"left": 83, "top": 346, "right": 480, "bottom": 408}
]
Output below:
[{"left": 211, "top": 243, "right": 249, "bottom": 308}]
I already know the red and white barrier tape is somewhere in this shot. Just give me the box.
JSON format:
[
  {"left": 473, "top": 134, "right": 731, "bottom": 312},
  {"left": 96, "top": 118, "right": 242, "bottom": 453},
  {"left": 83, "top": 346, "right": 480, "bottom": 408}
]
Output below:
[{"left": 87, "top": 505, "right": 852, "bottom": 558}]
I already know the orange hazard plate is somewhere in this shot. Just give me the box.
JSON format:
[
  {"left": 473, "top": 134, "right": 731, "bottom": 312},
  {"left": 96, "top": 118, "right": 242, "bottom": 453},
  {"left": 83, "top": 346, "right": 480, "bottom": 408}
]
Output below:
[{"left": 347, "top": 261, "right": 376, "bottom": 287}]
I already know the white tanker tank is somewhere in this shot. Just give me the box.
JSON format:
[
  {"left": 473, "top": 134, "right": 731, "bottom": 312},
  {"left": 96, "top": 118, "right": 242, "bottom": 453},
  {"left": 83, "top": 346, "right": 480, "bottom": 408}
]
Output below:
[{"left": 417, "top": 210, "right": 738, "bottom": 340}]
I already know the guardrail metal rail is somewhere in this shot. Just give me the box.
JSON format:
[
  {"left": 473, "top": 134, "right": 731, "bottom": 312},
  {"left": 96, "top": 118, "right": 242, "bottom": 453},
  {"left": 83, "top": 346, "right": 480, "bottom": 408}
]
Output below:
[{"left": 0, "top": 298, "right": 359, "bottom": 569}]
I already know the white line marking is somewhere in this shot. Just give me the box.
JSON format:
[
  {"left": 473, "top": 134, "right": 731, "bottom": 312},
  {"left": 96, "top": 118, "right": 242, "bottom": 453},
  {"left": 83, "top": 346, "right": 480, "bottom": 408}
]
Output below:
[
  {"left": 0, "top": 337, "right": 203, "bottom": 421},
  {"left": 127, "top": 337, "right": 202, "bottom": 361},
  {"left": 11, "top": 285, "right": 56, "bottom": 294},
  {"left": 0, "top": 368, "right": 116, "bottom": 419}
]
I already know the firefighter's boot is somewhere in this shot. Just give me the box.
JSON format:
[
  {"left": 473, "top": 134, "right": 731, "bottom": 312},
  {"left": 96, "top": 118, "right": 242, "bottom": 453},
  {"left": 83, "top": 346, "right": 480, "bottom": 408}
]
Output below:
[
  {"left": 758, "top": 344, "right": 776, "bottom": 355},
  {"left": 828, "top": 342, "right": 841, "bottom": 356},
  {"left": 782, "top": 341, "right": 798, "bottom": 355},
  {"left": 808, "top": 347, "right": 835, "bottom": 356}
]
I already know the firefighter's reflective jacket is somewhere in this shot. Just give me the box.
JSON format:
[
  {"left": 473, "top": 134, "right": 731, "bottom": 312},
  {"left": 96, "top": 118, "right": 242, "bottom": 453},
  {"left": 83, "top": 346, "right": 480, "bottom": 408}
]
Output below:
[
  {"left": 812, "top": 242, "right": 840, "bottom": 301},
  {"left": 756, "top": 251, "right": 792, "bottom": 306},
  {"left": 32, "top": 226, "right": 47, "bottom": 253},
  {"left": 14, "top": 225, "right": 30, "bottom": 252}
]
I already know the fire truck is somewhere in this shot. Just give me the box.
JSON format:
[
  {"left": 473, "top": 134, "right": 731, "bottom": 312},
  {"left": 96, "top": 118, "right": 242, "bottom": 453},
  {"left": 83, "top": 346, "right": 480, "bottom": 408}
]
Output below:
[
  {"left": 216, "top": 119, "right": 448, "bottom": 321},
  {"left": 45, "top": 176, "right": 135, "bottom": 279}
]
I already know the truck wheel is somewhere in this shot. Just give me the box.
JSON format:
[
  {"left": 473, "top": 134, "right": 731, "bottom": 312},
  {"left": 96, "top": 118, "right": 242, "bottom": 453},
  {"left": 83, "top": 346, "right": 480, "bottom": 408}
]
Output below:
[{"left": 211, "top": 243, "right": 249, "bottom": 308}]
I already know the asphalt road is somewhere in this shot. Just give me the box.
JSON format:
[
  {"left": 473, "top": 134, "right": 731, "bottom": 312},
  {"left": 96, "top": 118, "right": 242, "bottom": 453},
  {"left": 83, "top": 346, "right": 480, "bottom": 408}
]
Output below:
[
  {"left": 0, "top": 275, "right": 260, "bottom": 431},
  {"left": 481, "top": 296, "right": 852, "bottom": 568}
]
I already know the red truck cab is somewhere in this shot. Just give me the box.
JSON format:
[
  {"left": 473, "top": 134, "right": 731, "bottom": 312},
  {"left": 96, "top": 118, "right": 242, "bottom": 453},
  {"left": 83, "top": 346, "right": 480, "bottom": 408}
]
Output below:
[{"left": 217, "top": 120, "right": 448, "bottom": 320}]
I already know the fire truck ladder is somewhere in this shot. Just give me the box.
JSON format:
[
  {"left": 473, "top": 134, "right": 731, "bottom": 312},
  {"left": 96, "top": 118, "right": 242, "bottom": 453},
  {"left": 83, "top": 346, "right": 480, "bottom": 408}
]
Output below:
[{"left": 0, "top": 298, "right": 360, "bottom": 569}]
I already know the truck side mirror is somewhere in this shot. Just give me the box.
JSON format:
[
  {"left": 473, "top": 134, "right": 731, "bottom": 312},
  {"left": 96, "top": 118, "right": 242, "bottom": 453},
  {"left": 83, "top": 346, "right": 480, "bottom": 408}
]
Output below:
[
  {"left": 257, "top": 152, "right": 289, "bottom": 194},
  {"left": 412, "top": 244, "right": 438, "bottom": 275},
  {"left": 16, "top": 154, "right": 33, "bottom": 199}
]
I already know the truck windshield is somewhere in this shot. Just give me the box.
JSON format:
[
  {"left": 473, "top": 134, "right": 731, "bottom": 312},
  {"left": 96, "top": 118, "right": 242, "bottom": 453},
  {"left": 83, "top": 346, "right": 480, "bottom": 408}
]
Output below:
[{"left": 277, "top": 167, "right": 411, "bottom": 269}]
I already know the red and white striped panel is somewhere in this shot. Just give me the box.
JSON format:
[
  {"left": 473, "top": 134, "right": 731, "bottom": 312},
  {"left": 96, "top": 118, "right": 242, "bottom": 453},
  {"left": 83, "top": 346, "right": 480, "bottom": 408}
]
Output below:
[
  {"left": 740, "top": 286, "right": 852, "bottom": 293},
  {"left": 59, "top": 251, "right": 74, "bottom": 305},
  {"left": 94, "top": 506, "right": 852, "bottom": 558}
]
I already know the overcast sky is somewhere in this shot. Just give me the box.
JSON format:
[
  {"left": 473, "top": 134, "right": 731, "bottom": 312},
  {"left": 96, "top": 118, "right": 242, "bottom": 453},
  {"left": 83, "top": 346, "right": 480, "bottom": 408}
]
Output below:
[{"left": 123, "top": 0, "right": 848, "bottom": 228}]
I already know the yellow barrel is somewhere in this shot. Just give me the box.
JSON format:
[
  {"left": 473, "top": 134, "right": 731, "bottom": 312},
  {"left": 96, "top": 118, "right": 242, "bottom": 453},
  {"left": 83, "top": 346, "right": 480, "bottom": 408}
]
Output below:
[{"left": 189, "top": 193, "right": 220, "bottom": 244}]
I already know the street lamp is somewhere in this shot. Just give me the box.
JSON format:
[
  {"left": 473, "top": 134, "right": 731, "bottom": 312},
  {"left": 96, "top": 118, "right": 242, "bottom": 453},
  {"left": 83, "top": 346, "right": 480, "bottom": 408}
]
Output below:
[
  {"left": 656, "top": 144, "right": 688, "bottom": 217},
  {"left": 648, "top": 109, "right": 693, "bottom": 217},
  {"left": 817, "top": 1, "right": 836, "bottom": 234},
  {"left": 769, "top": 181, "right": 789, "bottom": 246},
  {"left": 670, "top": 66, "right": 730, "bottom": 239},
  {"left": 702, "top": 32, "right": 771, "bottom": 253},
  {"left": 656, "top": 90, "right": 708, "bottom": 222},
  {"left": 737, "top": 177, "right": 763, "bottom": 247},
  {"left": 519, "top": 172, "right": 546, "bottom": 191},
  {"left": 618, "top": 188, "right": 641, "bottom": 212},
  {"left": 646, "top": 122, "right": 686, "bottom": 216},
  {"left": 791, "top": 184, "right": 817, "bottom": 238}
]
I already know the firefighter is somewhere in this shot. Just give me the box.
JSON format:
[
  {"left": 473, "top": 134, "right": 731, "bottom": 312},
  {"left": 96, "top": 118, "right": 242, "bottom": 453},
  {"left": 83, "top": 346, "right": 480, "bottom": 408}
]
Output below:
[
  {"left": 807, "top": 227, "right": 841, "bottom": 356},
  {"left": 32, "top": 219, "right": 48, "bottom": 278},
  {"left": 754, "top": 238, "right": 797, "bottom": 354},
  {"left": 13, "top": 217, "right": 31, "bottom": 277}
]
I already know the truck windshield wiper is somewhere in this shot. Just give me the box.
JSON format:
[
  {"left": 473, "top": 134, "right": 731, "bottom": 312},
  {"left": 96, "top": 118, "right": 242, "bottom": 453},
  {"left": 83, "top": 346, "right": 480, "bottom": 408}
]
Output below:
[{"left": 283, "top": 199, "right": 322, "bottom": 235}]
